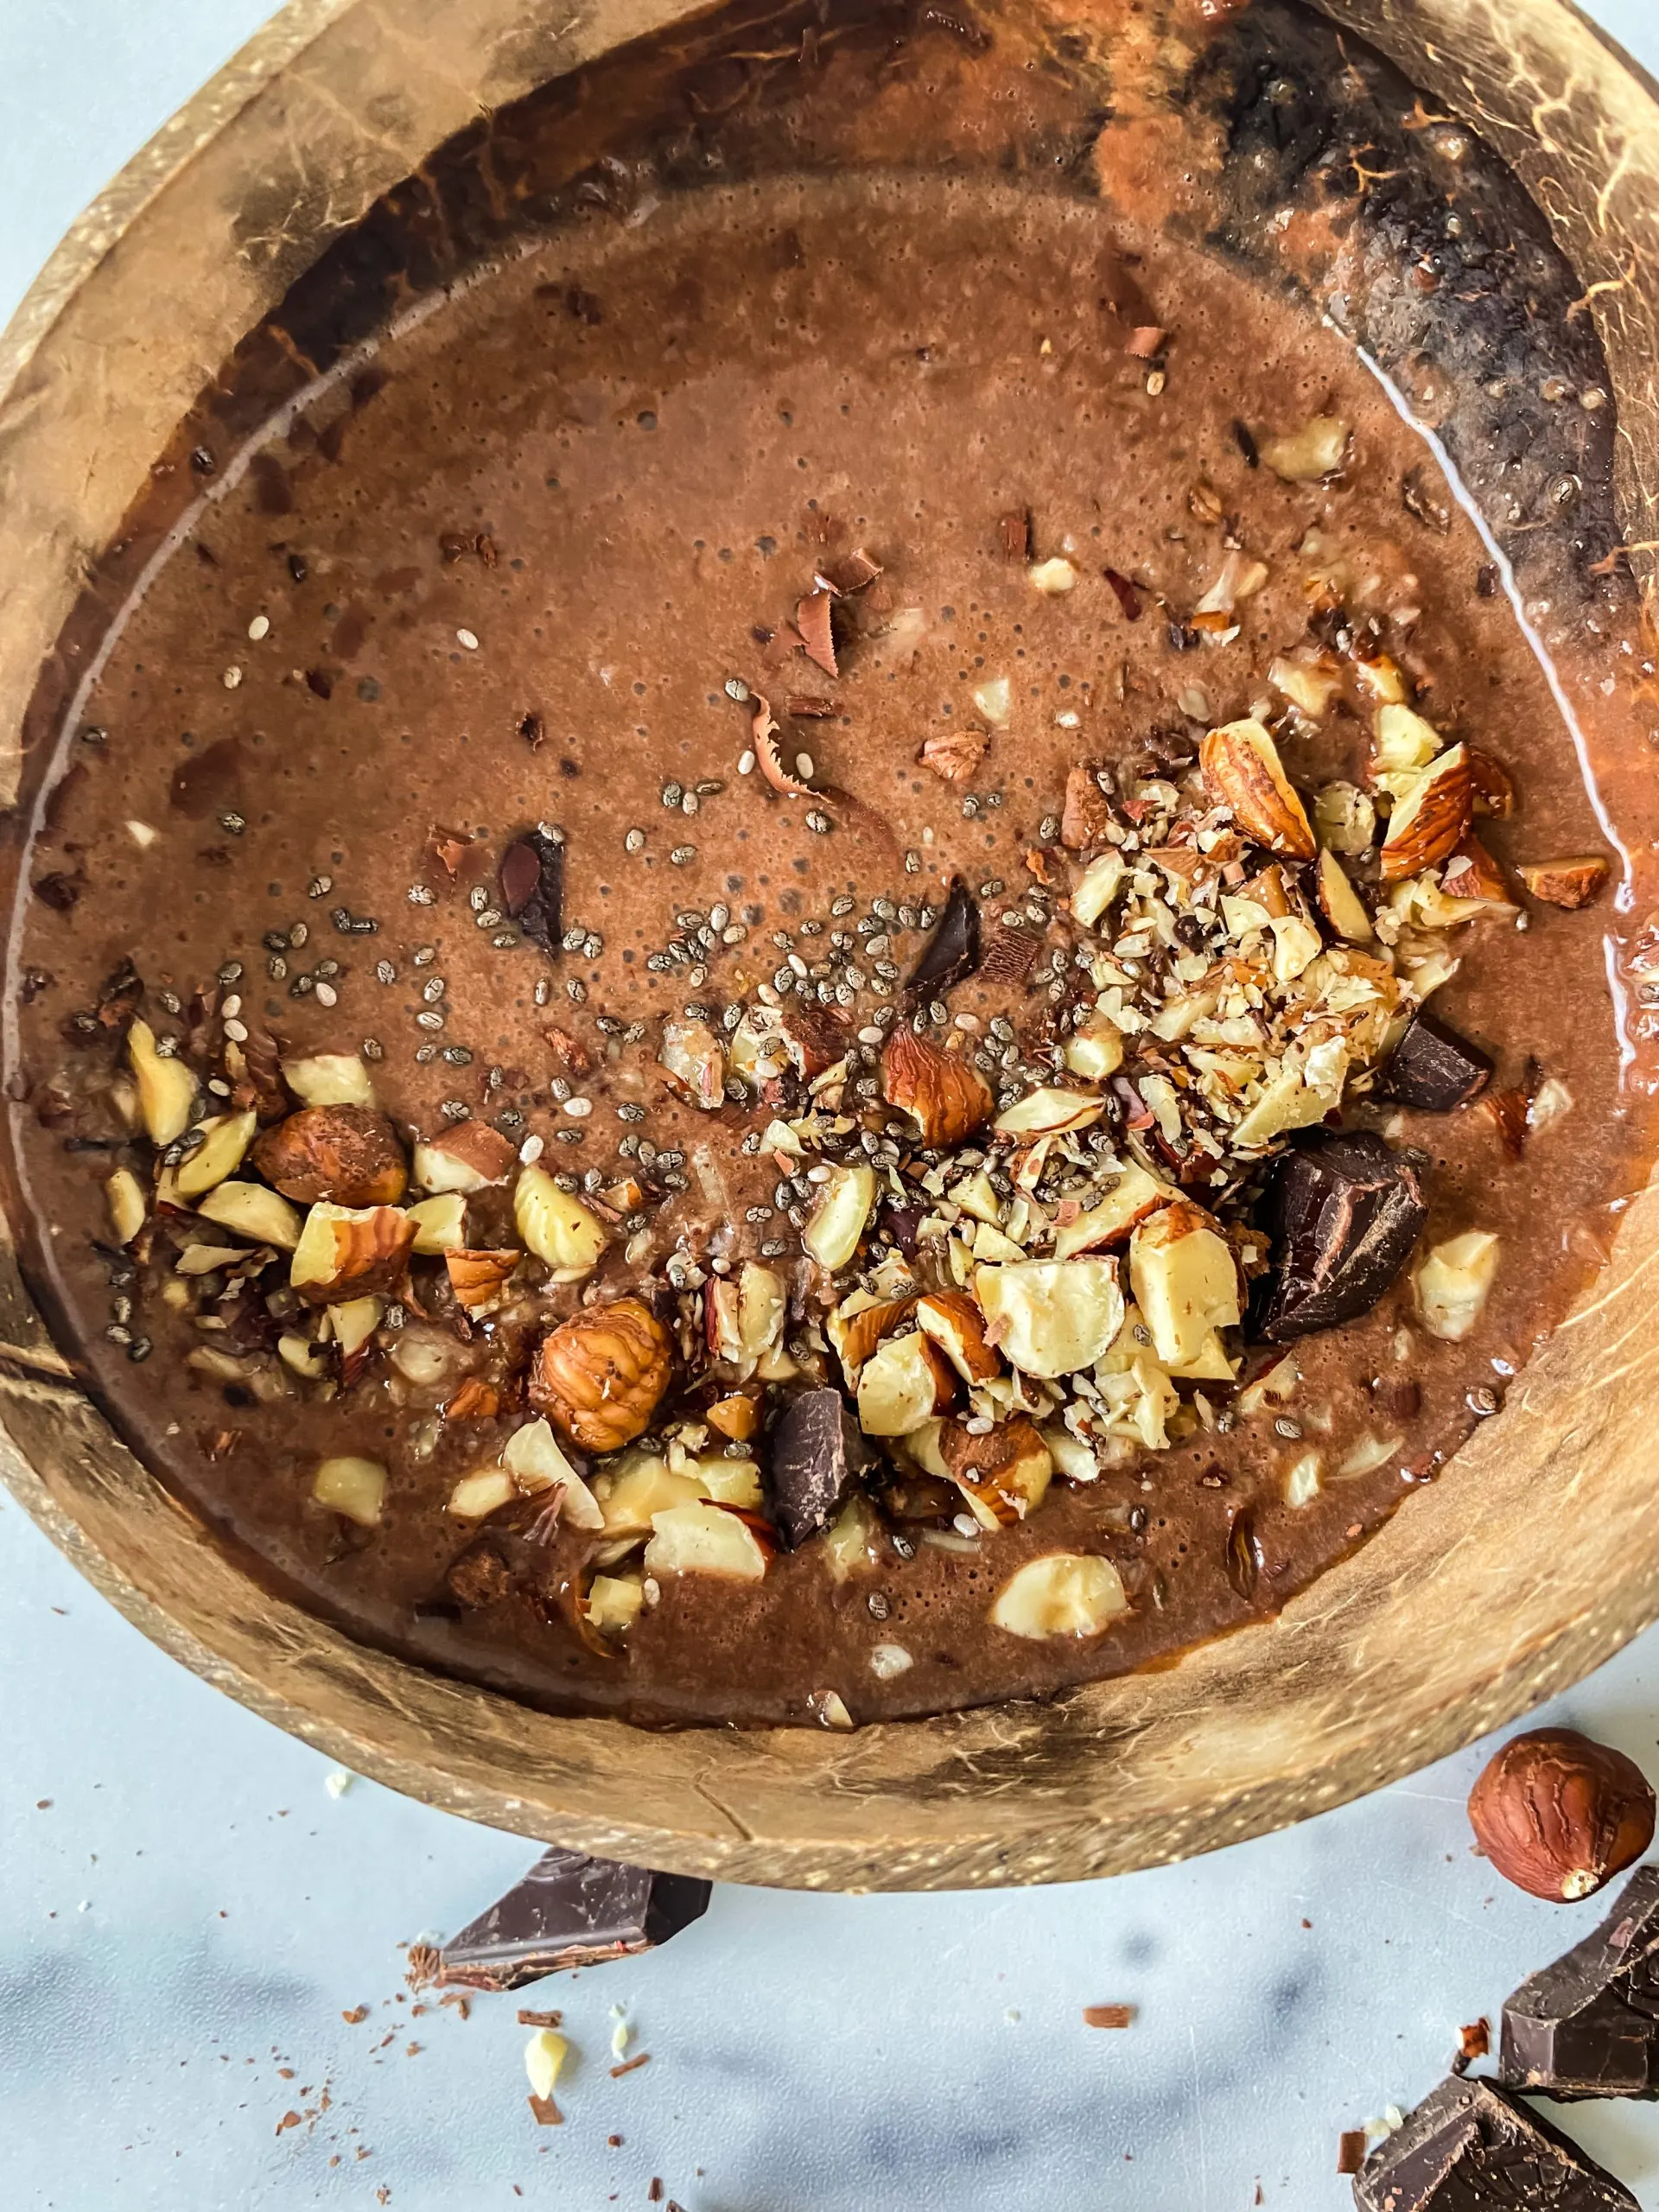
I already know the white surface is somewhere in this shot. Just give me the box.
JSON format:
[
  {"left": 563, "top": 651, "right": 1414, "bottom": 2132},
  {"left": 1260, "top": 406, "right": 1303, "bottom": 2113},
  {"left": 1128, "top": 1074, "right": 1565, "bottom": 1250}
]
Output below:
[{"left": 4, "top": 4, "right": 1659, "bottom": 2206}]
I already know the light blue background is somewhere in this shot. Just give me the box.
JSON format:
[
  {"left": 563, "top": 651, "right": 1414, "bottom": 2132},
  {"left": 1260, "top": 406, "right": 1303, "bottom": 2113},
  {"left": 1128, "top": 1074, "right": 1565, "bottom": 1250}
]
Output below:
[{"left": 3, "top": 5, "right": 1659, "bottom": 2205}]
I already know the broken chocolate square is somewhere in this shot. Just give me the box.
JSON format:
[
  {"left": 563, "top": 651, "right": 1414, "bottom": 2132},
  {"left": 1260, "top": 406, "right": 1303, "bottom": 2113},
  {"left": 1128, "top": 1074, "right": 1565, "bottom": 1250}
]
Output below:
[
  {"left": 1257, "top": 1130, "right": 1428, "bottom": 1342},
  {"left": 1352, "top": 2076, "right": 1637, "bottom": 2210},
  {"left": 767, "top": 1387, "right": 876, "bottom": 1550},
  {"left": 905, "top": 876, "right": 980, "bottom": 1004},
  {"left": 424, "top": 1848, "right": 711, "bottom": 1993},
  {"left": 1500, "top": 1864, "right": 1659, "bottom": 2100},
  {"left": 499, "top": 828, "right": 565, "bottom": 952},
  {"left": 1375, "top": 1010, "right": 1494, "bottom": 1113}
]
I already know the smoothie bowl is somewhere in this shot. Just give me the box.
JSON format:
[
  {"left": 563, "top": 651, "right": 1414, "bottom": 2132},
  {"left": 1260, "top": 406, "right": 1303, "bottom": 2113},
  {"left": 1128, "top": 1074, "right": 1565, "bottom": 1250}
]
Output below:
[{"left": 0, "top": 0, "right": 1656, "bottom": 1887}]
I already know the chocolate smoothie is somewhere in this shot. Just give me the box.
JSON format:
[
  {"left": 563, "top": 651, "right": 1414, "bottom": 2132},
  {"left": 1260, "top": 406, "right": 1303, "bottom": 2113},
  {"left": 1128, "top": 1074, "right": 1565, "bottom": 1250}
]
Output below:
[{"left": 6, "top": 0, "right": 1657, "bottom": 1726}]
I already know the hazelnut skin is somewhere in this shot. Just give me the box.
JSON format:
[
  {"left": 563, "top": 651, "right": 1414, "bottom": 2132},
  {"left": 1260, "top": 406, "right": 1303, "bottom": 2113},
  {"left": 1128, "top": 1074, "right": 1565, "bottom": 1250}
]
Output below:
[
  {"left": 253, "top": 1105, "right": 407, "bottom": 1206},
  {"left": 1467, "top": 1727, "right": 1655, "bottom": 1902}
]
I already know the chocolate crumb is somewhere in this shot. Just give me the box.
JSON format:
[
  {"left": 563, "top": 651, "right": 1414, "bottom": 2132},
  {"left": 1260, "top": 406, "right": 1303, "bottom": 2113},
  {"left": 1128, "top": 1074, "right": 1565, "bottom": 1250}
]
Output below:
[
  {"left": 996, "top": 508, "right": 1030, "bottom": 561},
  {"left": 1338, "top": 2130, "right": 1368, "bottom": 2175}
]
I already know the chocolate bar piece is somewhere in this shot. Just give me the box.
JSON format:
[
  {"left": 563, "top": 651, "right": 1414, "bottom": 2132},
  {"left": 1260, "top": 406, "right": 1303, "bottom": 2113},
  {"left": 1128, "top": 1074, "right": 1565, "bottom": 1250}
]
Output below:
[
  {"left": 768, "top": 1387, "right": 875, "bottom": 1550},
  {"left": 1257, "top": 1130, "right": 1428, "bottom": 1342},
  {"left": 1501, "top": 1864, "right": 1659, "bottom": 2099},
  {"left": 429, "top": 1848, "right": 711, "bottom": 1992},
  {"left": 1353, "top": 2076, "right": 1637, "bottom": 2209},
  {"left": 1375, "top": 1010, "right": 1493, "bottom": 1112}
]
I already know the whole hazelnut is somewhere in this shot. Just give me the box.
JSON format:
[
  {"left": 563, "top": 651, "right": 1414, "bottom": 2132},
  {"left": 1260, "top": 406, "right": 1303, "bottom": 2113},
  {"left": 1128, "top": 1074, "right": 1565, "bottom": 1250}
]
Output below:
[
  {"left": 531, "top": 1296, "right": 671, "bottom": 1453},
  {"left": 253, "top": 1105, "right": 407, "bottom": 1207},
  {"left": 1467, "top": 1727, "right": 1655, "bottom": 1902}
]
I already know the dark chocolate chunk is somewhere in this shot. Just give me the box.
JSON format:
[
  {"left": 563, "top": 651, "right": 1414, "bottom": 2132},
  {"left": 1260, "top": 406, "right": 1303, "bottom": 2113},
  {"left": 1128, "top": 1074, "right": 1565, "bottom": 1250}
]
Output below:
[
  {"left": 499, "top": 828, "right": 565, "bottom": 951},
  {"left": 905, "top": 876, "right": 980, "bottom": 1004},
  {"left": 1352, "top": 2075, "right": 1637, "bottom": 2210},
  {"left": 1500, "top": 1865, "right": 1659, "bottom": 2101},
  {"left": 767, "top": 1387, "right": 876, "bottom": 1551},
  {"left": 1375, "top": 1010, "right": 1494, "bottom": 1113},
  {"left": 429, "top": 1848, "right": 711, "bottom": 1993},
  {"left": 1257, "top": 1131, "right": 1428, "bottom": 1343}
]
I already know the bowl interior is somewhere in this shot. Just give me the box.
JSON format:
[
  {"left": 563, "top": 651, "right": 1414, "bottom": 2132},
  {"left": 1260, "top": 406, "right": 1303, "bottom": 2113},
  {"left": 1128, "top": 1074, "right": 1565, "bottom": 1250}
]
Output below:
[{"left": 1, "top": 0, "right": 1657, "bottom": 1887}]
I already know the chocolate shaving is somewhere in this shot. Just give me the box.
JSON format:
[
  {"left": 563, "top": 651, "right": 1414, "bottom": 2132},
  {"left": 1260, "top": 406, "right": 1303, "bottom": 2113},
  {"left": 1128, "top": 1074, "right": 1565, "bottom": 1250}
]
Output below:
[
  {"left": 918, "top": 3, "right": 990, "bottom": 49},
  {"left": 1083, "top": 2005, "right": 1135, "bottom": 2029},
  {"left": 997, "top": 509, "right": 1030, "bottom": 562},
  {"left": 1337, "top": 2132, "right": 1368, "bottom": 2177},
  {"left": 1103, "top": 569, "right": 1143, "bottom": 621},
  {"left": 517, "top": 2007, "right": 563, "bottom": 2028},
  {"left": 904, "top": 877, "right": 981, "bottom": 1004},
  {"left": 1231, "top": 418, "right": 1260, "bottom": 467},
  {"left": 233, "top": 1028, "right": 289, "bottom": 1122},
  {"left": 429, "top": 823, "right": 474, "bottom": 876},
  {"left": 816, "top": 546, "right": 882, "bottom": 594},
  {"left": 977, "top": 922, "right": 1042, "bottom": 988},
  {"left": 1126, "top": 326, "right": 1167, "bottom": 358},
  {"left": 499, "top": 829, "right": 564, "bottom": 950},
  {"left": 1479, "top": 1088, "right": 1529, "bottom": 1158},
  {"left": 918, "top": 728, "right": 988, "bottom": 785},
  {"left": 609, "top": 2053, "right": 652, "bottom": 2078},
  {"left": 1224, "top": 1507, "right": 1262, "bottom": 1600},
  {"left": 795, "top": 590, "right": 838, "bottom": 677},
  {"left": 528, "top": 2092, "right": 563, "bottom": 2126},
  {"left": 751, "top": 696, "right": 815, "bottom": 798},
  {"left": 785, "top": 694, "right": 839, "bottom": 717}
]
